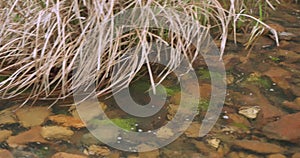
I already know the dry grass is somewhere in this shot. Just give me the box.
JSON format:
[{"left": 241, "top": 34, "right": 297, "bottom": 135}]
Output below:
[{"left": 0, "top": 0, "right": 279, "bottom": 106}]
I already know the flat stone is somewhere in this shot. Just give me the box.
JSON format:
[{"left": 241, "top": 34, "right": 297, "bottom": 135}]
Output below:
[
  {"left": 41, "top": 126, "right": 74, "bottom": 140},
  {"left": 0, "top": 130, "right": 12, "bottom": 142},
  {"left": 192, "top": 140, "right": 213, "bottom": 155},
  {"left": 7, "top": 126, "right": 48, "bottom": 148},
  {"left": 267, "top": 154, "right": 286, "bottom": 158},
  {"left": 263, "top": 67, "right": 291, "bottom": 90},
  {"left": 292, "top": 153, "right": 300, "bottom": 158},
  {"left": 85, "top": 145, "right": 110, "bottom": 156},
  {"left": 233, "top": 140, "right": 285, "bottom": 154},
  {"left": 16, "top": 106, "right": 52, "bottom": 128},
  {"left": 12, "top": 149, "right": 38, "bottom": 158},
  {"left": 263, "top": 112, "right": 300, "bottom": 143},
  {"left": 282, "top": 99, "right": 300, "bottom": 111},
  {"left": 0, "top": 106, "right": 18, "bottom": 125},
  {"left": 184, "top": 122, "right": 201, "bottom": 138},
  {"left": 156, "top": 126, "right": 174, "bottom": 139},
  {"left": 0, "top": 149, "right": 13, "bottom": 158},
  {"left": 51, "top": 152, "right": 87, "bottom": 158},
  {"left": 138, "top": 144, "right": 160, "bottom": 158},
  {"left": 48, "top": 114, "right": 85, "bottom": 128}
]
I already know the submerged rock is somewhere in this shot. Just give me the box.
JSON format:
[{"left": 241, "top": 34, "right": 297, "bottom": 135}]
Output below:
[
  {"left": 292, "top": 153, "right": 300, "bottom": 158},
  {"left": 0, "top": 106, "right": 18, "bottom": 125},
  {"left": 16, "top": 106, "right": 52, "bottom": 128},
  {"left": 52, "top": 152, "right": 87, "bottom": 158},
  {"left": 7, "top": 126, "right": 48, "bottom": 148},
  {"left": 0, "top": 130, "right": 12, "bottom": 142},
  {"left": 263, "top": 112, "right": 300, "bottom": 143},
  {"left": 156, "top": 126, "right": 174, "bottom": 139},
  {"left": 207, "top": 138, "right": 221, "bottom": 149},
  {"left": 184, "top": 122, "right": 201, "bottom": 138},
  {"left": 267, "top": 154, "right": 287, "bottom": 158},
  {"left": 138, "top": 144, "right": 160, "bottom": 158},
  {"left": 282, "top": 97, "right": 300, "bottom": 111},
  {"left": 238, "top": 106, "right": 261, "bottom": 119},
  {"left": 232, "top": 140, "right": 285, "bottom": 154},
  {"left": 12, "top": 149, "right": 39, "bottom": 158},
  {"left": 84, "top": 145, "right": 110, "bottom": 156},
  {"left": 41, "top": 126, "right": 74, "bottom": 140},
  {"left": 0, "top": 149, "right": 13, "bottom": 158},
  {"left": 48, "top": 114, "right": 85, "bottom": 128}
]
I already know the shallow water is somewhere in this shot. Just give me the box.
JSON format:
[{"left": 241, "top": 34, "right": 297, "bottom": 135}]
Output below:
[{"left": 0, "top": 3, "right": 300, "bottom": 158}]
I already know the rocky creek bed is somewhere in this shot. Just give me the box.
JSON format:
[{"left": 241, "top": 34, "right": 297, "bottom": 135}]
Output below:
[{"left": 0, "top": 3, "right": 300, "bottom": 158}]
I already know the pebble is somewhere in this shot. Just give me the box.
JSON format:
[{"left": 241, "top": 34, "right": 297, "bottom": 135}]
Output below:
[
  {"left": 52, "top": 152, "right": 87, "bottom": 158},
  {"left": 238, "top": 106, "right": 261, "bottom": 119},
  {"left": 41, "top": 126, "right": 74, "bottom": 140}
]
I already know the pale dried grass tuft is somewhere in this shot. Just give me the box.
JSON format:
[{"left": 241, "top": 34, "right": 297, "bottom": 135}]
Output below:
[{"left": 0, "top": 0, "right": 279, "bottom": 106}]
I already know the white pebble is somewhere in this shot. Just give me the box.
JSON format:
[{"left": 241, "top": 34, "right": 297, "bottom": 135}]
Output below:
[{"left": 222, "top": 115, "right": 229, "bottom": 119}]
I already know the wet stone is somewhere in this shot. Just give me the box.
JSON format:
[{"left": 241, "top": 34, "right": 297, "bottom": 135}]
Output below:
[
  {"left": 0, "top": 106, "right": 18, "bottom": 125},
  {"left": 48, "top": 114, "right": 85, "bottom": 128},
  {"left": 0, "top": 130, "right": 12, "bottom": 142},
  {"left": 292, "top": 153, "right": 300, "bottom": 158},
  {"left": 263, "top": 112, "right": 300, "bottom": 143},
  {"left": 207, "top": 138, "right": 221, "bottom": 149},
  {"left": 41, "top": 126, "right": 74, "bottom": 140},
  {"left": 51, "top": 152, "right": 87, "bottom": 158},
  {"left": 282, "top": 98, "right": 300, "bottom": 111},
  {"left": 192, "top": 140, "right": 213, "bottom": 156},
  {"left": 267, "top": 154, "right": 287, "bottom": 158},
  {"left": 138, "top": 144, "right": 160, "bottom": 158},
  {"left": 16, "top": 106, "right": 52, "bottom": 128},
  {"left": 80, "top": 133, "right": 102, "bottom": 146},
  {"left": 7, "top": 126, "right": 48, "bottom": 148},
  {"left": 84, "top": 145, "right": 110, "bottom": 156},
  {"left": 232, "top": 140, "right": 285, "bottom": 154},
  {"left": 184, "top": 122, "right": 201, "bottom": 138},
  {"left": 238, "top": 106, "right": 261, "bottom": 119},
  {"left": 156, "top": 126, "right": 174, "bottom": 139},
  {"left": 12, "top": 149, "right": 39, "bottom": 158},
  {"left": 0, "top": 149, "right": 13, "bottom": 158}
]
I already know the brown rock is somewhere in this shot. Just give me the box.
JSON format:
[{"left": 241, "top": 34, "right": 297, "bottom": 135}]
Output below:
[
  {"left": 282, "top": 100, "right": 300, "bottom": 111},
  {"left": 208, "top": 152, "right": 223, "bottom": 158},
  {"left": 138, "top": 149, "right": 159, "bottom": 158},
  {"left": 291, "top": 84, "right": 300, "bottom": 97},
  {"left": 292, "top": 153, "right": 300, "bottom": 158},
  {"left": 41, "top": 126, "right": 74, "bottom": 140},
  {"left": 192, "top": 140, "right": 213, "bottom": 155},
  {"left": 0, "top": 130, "right": 12, "bottom": 142},
  {"left": 52, "top": 152, "right": 87, "bottom": 158},
  {"left": 267, "top": 154, "right": 286, "bottom": 158},
  {"left": 16, "top": 106, "right": 52, "bottom": 128},
  {"left": 85, "top": 145, "right": 110, "bottom": 156},
  {"left": 184, "top": 122, "right": 201, "bottom": 138},
  {"left": 7, "top": 126, "right": 48, "bottom": 148},
  {"left": 239, "top": 85, "right": 286, "bottom": 127},
  {"left": 0, "top": 149, "right": 13, "bottom": 158},
  {"left": 48, "top": 114, "right": 85, "bottom": 128},
  {"left": 170, "top": 92, "right": 181, "bottom": 105},
  {"left": 263, "top": 112, "right": 300, "bottom": 143},
  {"left": 263, "top": 67, "right": 291, "bottom": 90},
  {"left": 0, "top": 106, "right": 18, "bottom": 125},
  {"left": 199, "top": 84, "right": 212, "bottom": 100},
  {"left": 227, "top": 113, "right": 250, "bottom": 126},
  {"left": 233, "top": 140, "right": 285, "bottom": 154},
  {"left": 227, "top": 152, "right": 239, "bottom": 158}
]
